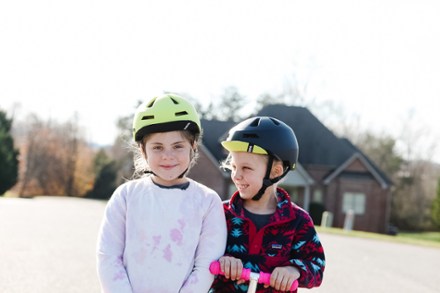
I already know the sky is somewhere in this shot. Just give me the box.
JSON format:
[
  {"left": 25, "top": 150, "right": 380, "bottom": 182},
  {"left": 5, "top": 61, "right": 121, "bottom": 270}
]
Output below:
[{"left": 1, "top": 0, "right": 440, "bottom": 163}]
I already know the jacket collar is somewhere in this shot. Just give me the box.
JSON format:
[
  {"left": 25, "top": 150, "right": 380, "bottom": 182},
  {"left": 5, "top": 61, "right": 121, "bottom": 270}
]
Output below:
[{"left": 227, "top": 187, "right": 295, "bottom": 222}]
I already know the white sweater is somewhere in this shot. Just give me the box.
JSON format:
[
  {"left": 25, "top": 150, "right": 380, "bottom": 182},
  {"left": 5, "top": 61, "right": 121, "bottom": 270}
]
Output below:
[{"left": 97, "top": 177, "right": 227, "bottom": 293}]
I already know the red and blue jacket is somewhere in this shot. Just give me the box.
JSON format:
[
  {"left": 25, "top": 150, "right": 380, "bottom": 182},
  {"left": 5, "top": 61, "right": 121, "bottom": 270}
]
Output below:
[{"left": 210, "top": 188, "right": 325, "bottom": 292}]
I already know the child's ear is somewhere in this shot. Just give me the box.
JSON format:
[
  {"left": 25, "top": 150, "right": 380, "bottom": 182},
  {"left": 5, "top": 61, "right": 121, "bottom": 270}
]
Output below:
[{"left": 271, "top": 163, "right": 284, "bottom": 178}]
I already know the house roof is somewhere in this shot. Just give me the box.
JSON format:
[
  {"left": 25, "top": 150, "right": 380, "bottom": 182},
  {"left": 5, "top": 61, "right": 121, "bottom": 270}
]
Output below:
[
  {"left": 200, "top": 119, "right": 236, "bottom": 163},
  {"left": 258, "top": 104, "right": 392, "bottom": 186},
  {"left": 200, "top": 104, "right": 392, "bottom": 186},
  {"left": 257, "top": 104, "right": 354, "bottom": 167}
]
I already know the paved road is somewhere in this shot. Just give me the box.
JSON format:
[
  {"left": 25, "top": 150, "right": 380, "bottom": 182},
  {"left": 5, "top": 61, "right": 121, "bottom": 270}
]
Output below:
[
  {"left": 1, "top": 196, "right": 439, "bottom": 293},
  {"left": 0, "top": 197, "right": 105, "bottom": 293},
  {"left": 314, "top": 232, "right": 440, "bottom": 293}
]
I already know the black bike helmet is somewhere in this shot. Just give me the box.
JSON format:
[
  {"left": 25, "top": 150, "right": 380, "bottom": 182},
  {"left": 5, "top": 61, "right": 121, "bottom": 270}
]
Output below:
[{"left": 222, "top": 116, "right": 299, "bottom": 200}]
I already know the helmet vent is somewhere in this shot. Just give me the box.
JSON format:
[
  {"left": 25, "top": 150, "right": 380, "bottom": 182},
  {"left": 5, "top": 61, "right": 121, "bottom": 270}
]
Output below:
[
  {"left": 250, "top": 118, "right": 261, "bottom": 127},
  {"left": 170, "top": 97, "right": 179, "bottom": 104},
  {"left": 141, "top": 115, "right": 154, "bottom": 120},
  {"left": 147, "top": 98, "right": 156, "bottom": 108},
  {"left": 269, "top": 117, "right": 280, "bottom": 125},
  {"left": 175, "top": 111, "right": 188, "bottom": 117}
]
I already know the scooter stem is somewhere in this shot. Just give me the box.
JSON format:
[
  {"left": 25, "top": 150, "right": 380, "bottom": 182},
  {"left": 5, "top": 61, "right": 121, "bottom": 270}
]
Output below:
[{"left": 247, "top": 272, "right": 260, "bottom": 293}]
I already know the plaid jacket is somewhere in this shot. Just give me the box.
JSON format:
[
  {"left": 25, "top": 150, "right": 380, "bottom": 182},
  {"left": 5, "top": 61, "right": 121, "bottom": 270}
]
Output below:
[{"left": 210, "top": 188, "right": 325, "bottom": 293}]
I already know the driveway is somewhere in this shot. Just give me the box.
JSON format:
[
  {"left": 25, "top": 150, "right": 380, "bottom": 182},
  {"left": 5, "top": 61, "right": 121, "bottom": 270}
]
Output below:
[
  {"left": 0, "top": 197, "right": 105, "bottom": 293},
  {"left": 0, "top": 196, "right": 439, "bottom": 293}
]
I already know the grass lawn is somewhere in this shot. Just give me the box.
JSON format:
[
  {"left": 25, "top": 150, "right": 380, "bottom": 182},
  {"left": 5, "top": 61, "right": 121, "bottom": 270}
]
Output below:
[
  {"left": 2, "top": 191, "right": 16, "bottom": 197},
  {"left": 317, "top": 227, "right": 440, "bottom": 249},
  {"left": 398, "top": 231, "right": 440, "bottom": 243}
]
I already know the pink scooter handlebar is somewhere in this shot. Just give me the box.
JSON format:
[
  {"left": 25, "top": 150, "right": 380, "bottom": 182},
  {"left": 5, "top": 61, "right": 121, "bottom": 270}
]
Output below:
[{"left": 209, "top": 261, "right": 299, "bottom": 291}]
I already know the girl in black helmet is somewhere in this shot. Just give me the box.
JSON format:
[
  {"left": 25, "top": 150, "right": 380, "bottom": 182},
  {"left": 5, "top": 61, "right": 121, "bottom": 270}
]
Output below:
[
  {"left": 97, "top": 94, "right": 227, "bottom": 293},
  {"left": 210, "top": 116, "right": 325, "bottom": 293}
]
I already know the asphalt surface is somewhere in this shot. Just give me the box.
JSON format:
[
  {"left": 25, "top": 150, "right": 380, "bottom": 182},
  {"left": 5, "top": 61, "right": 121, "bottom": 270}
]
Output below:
[{"left": 1, "top": 196, "right": 439, "bottom": 293}]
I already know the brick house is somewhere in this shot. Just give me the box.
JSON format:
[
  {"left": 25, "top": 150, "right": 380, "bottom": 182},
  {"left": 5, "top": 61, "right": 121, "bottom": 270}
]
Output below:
[{"left": 188, "top": 104, "right": 393, "bottom": 234}]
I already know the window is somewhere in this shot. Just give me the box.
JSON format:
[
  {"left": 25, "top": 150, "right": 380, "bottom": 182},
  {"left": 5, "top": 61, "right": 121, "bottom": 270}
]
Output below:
[
  {"left": 313, "top": 189, "right": 323, "bottom": 203},
  {"left": 342, "top": 192, "right": 366, "bottom": 215}
]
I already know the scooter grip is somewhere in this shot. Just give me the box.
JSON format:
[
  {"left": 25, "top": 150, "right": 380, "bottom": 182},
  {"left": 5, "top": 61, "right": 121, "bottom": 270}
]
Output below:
[
  {"left": 209, "top": 261, "right": 298, "bottom": 291},
  {"left": 258, "top": 271, "right": 299, "bottom": 291},
  {"left": 209, "top": 261, "right": 222, "bottom": 275},
  {"left": 258, "top": 271, "right": 271, "bottom": 285},
  {"left": 209, "top": 261, "right": 250, "bottom": 280}
]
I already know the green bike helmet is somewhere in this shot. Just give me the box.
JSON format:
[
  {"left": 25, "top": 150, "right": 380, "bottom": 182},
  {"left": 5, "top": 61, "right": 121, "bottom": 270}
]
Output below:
[
  {"left": 133, "top": 94, "right": 201, "bottom": 142},
  {"left": 222, "top": 116, "right": 299, "bottom": 200}
]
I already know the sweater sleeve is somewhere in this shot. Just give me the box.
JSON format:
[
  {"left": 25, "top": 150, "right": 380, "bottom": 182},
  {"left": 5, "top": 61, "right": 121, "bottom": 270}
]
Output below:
[
  {"left": 96, "top": 188, "right": 133, "bottom": 293},
  {"left": 180, "top": 193, "right": 227, "bottom": 293},
  {"left": 290, "top": 212, "right": 325, "bottom": 288}
]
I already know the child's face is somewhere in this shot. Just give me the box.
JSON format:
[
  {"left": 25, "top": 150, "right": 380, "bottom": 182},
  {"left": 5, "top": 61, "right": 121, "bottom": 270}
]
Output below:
[
  {"left": 144, "top": 131, "right": 194, "bottom": 186},
  {"left": 229, "top": 151, "right": 268, "bottom": 200}
]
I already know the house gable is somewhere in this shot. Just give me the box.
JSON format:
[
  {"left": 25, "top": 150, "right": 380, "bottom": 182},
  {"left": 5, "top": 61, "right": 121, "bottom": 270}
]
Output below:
[{"left": 323, "top": 153, "right": 390, "bottom": 189}]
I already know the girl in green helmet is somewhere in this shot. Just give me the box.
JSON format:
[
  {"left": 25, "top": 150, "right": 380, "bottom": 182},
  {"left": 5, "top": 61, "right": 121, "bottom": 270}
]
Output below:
[{"left": 97, "top": 94, "right": 227, "bottom": 293}]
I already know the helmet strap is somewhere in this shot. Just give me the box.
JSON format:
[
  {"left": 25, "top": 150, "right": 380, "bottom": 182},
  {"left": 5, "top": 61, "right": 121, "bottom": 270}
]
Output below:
[
  {"left": 178, "top": 168, "right": 188, "bottom": 178},
  {"left": 176, "top": 147, "right": 196, "bottom": 179},
  {"left": 252, "top": 156, "right": 274, "bottom": 201},
  {"left": 146, "top": 168, "right": 187, "bottom": 180},
  {"left": 251, "top": 157, "right": 290, "bottom": 201}
]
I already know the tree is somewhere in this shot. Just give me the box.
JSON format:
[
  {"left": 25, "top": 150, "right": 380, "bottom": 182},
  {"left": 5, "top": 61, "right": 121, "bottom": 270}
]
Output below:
[
  {"left": 254, "top": 93, "right": 284, "bottom": 112},
  {"left": 112, "top": 111, "right": 136, "bottom": 183},
  {"left": 354, "top": 132, "right": 403, "bottom": 177},
  {"left": 64, "top": 113, "right": 80, "bottom": 196},
  {"left": 16, "top": 113, "right": 94, "bottom": 197},
  {"left": 217, "top": 86, "right": 247, "bottom": 121},
  {"left": 86, "top": 149, "right": 118, "bottom": 199},
  {"left": 93, "top": 149, "right": 113, "bottom": 175},
  {"left": 389, "top": 111, "right": 439, "bottom": 231},
  {"left": 194, "top": 87, "right": 247, "bottom": 122},
  {"left": 0, "top": 110, "right": 19, "bottom": 195},
  {"left": 391, "top": 160, "right": 433, "bottom": 230},
  {"left": 432, "top": 179, "right": 440, "bottom": 228}
]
